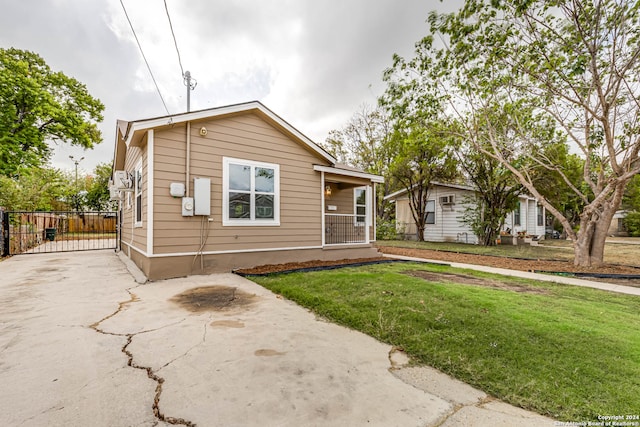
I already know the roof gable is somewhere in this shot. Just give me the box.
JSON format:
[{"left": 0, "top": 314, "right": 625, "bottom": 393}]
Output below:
[{"left": 116, "top": 101, "right": 335, "bottom": 165}]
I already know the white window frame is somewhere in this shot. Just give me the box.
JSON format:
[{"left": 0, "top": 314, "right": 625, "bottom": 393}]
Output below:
[
  {"left": 134, "top": 160, "right": 143, "bottom": 228},
  {"left": 354, "top": 187, "right": 367, "bottom": 226},
  {"left": 223, "top": 157, "right": 280, "bottom": 226},
  {"left": 425, "top": 199, "right": 436, "bottom": 225}
]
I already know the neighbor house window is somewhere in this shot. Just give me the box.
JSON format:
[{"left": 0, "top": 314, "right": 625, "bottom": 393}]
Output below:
[
  {"left": 425, "top": 200, "right": 436, "bottom": 224},
  {"left": 355, "top": 187, "right": 367, "bottom": 225},
  {"left": 514, "top": 203, "right": 521, "bottom": 226},
  {"left": 134, "top": 160, "right": 142, "bottom": 227},
  {"left": 537, "top": 205, "right": 544, "bottom": 227},
  {"left": 223, "top": 157, "right": 280, "bottom": 226}
]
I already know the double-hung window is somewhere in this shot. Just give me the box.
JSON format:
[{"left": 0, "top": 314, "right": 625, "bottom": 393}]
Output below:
[
  {"left": 425, "top": 200, "right": 436, "bottom": 224},
  {"left": 514, "top": 203, "right": 521, "bottom": 226},
  {"left": 134, "top": 160, "right": 142, "bottom": 227},
  {"left": 223, "top": 157, "right": 280, "bottom": 226},
  {"left": 537, "top": 205, "right": 544, "bottom": 227}
]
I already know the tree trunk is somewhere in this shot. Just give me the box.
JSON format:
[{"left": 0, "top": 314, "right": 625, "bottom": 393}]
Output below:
[{"left": 416, "top": 223, "right": 426, "bottom": 241}]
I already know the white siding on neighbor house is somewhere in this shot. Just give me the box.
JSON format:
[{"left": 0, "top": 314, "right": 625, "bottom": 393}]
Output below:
[
  {"left": 503, "top": 197, "right": 545, "bottom": 237},
  {"left": 395, "top": 185, "right": 479, "bottom": 244}
]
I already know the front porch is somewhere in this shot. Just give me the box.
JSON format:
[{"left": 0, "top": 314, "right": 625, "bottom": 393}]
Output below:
[{"left": 314, "top": 164, "right": 383, "bottom": 247}]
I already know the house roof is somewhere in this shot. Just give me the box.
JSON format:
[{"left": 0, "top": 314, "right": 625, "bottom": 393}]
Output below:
[
  {"left": 313, "top": 164, "right": 385, "bottom": 183},
  {"left": 385, "top": 181, "right": 540, "bottom": 202},
  {"left": 384, "top": 181, "right": 476, "bottom": 201},
  {"left": 113, "top": 101, "right": 384, "bottom": 184},
  {"left": 114, "top": 101, "right": 336, "bottom": 167}
]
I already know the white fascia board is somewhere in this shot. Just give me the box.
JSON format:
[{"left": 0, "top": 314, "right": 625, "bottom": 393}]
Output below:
[
  {"left": 313, "top": 165, "right": 384, "bottom": 183},
  {"left": 121, "top": 101, "right": 336, "bottom": 164}
]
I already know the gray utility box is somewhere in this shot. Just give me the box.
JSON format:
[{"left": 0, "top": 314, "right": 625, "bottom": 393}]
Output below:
[{"left": 194, "top": 177, "right": 211, "bottom": 216}]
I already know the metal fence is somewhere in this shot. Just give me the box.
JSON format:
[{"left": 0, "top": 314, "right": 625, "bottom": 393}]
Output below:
[
  {"left": 1, "top": 211, "right": 117, "bottom": 256},
  {"left": 325, "top": 214, "right": 368, "bottom": 245}
]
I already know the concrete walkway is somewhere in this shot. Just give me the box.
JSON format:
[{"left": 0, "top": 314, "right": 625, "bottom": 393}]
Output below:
[
  {"left": 384, "top": 254, "right": 640, "bottom": 296},
  {"left": 0, "top": 250, "right": 556, "bottom": 426}
]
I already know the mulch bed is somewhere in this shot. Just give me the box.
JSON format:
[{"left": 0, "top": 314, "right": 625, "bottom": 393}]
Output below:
[
  {"left": 234, "top": 257, "right": 390, "bottom": 275},
  {"left": 376, "top": 246, "right": 640, "bottom": 287}
]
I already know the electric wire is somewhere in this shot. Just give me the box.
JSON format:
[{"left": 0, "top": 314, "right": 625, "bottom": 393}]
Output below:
[
  {"left": 119, "top": 0, "right": 170, "bottom": 115},
  {"left": 164, "top": 0, "right": 185, "bottom": 78}
]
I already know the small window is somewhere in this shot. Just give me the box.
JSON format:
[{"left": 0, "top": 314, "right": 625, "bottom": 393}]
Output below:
[
  {"left": 514, "top": 203, "right": 521, "bottom": 226},
  {"left": 223, "top": 157, "right": 279, "bottom": 226},
  {"left": 355, "top": 187, "right": 367, "bottom": 225},
  {"left": 425, "top": 200, "right": 435, "bottom": 224},
  {"left": 134, "top": 161, "right": 142, "bottom": 227},
  {"left": 537, "top": 205, "right": 544, "bottom": 227}
]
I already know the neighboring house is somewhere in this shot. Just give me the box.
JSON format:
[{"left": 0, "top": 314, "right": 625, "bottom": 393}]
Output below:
[
  {"left": 608, "top": 210, "right": 629, "bottom": 237},
  {"left": 112, "top": 101, "right": 383, "bottom": 280},
  {"left": 385, "top": 182, "right": 546, "bottom": 244}
]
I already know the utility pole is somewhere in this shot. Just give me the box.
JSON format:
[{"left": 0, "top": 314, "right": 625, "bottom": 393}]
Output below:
[
  {"left": 69, "top": 155, "right": 84, "bottom": 211},
  {"left": 183, "top": 71, "right": 197, "bottom": 112}
]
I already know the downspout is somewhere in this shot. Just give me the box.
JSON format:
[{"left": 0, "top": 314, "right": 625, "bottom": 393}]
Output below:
[{"left": 186, "top": 121, "right": 191, "bottom": 196}]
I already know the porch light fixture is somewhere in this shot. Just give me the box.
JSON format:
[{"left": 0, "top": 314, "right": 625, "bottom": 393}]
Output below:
[{"left": 325, "top": 185, "right": 332, "bottom": 196}]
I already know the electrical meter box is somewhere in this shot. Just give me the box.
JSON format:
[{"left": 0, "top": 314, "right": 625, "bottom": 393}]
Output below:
[{"left": 193, "top": 177, "right": 211, "bottom": 216}]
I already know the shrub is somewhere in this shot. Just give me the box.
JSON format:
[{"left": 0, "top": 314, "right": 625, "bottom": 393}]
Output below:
[
  {"left": 376, "top": 219, "right": 402, "bottom": 240},
  {"left": 624, "top": 211, "right": 640, "bottom": 237}
]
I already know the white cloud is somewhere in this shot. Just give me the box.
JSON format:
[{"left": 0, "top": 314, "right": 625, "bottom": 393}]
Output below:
[{"left": 0, "top": 0, "right": 463, "bottom": 175}]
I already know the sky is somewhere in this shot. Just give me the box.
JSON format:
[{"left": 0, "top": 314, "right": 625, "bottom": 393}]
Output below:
[{"left": 0, "top": 0, "right": 462, "bottom": 176}]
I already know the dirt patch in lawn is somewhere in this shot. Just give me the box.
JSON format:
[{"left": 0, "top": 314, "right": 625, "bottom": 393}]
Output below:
[
  {"left": 235, "top": 257, "right": 389, "bottom": 275},
  {"left": 403, "top": 270, "right": 551, "bottom": 294},
  {"left": 377, "top": 246, "right": 640, "bottom": 287},
  {"left": 171, "top": 286, "right": 257, "bottom": 312}
]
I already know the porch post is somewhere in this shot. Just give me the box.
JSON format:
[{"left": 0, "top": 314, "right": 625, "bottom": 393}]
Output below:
[
  {"left": 365, "top": 185, "right": 372, "bottom": 244},
  {"left": 372, "top": 183, "right": 377, "bottom": 242},
  {"left": 321, "top": 171, "right": 325, "bottom": 247}
]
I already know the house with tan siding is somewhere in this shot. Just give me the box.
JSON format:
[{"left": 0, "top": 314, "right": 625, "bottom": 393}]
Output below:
[
  {"left": 112, "top": 101, "right": 383, "bottom": 280},
  {"left": 386, "top": 182, "right": 546, "bottom": 244}
]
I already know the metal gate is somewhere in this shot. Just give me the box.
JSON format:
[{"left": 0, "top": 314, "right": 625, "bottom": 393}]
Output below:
[{"left": 1, "top": 211, "right": 118, "bottom": 256}]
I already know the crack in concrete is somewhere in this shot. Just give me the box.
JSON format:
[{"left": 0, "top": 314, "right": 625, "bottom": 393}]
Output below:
[
  {"left": 158, "top": 320, "right": 209, "bottom": 372},
  {"left": 432, "top": 395, "right": 497, "bottom": 426},
  {"left": 90, "top": 286, "right": 196, "bottom": 426}
]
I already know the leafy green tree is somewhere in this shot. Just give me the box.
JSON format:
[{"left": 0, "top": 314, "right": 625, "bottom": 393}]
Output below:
[
  {"left": 423, "top": 0, "right": 640, "bottom": 266},
  {"left": 622, "top": 174, "right": 640, "bottom": 212},
  {"left": 85, "top": 162, "right": 115, "bottom": 211},
  {"left": 0, "top": 48, "right": 104, "bottom": 176},
  {"left": 0, "top": 166, "right": 69, "bottom": 211},
  {"left": 457, "top": 143, "right": 522, "bottom": 246},
  {"left": 387, "top": 121, "right": 459, "bottom": 241},
  {"left": 322, "top": 105, "right": 397, "bottom": 220}
]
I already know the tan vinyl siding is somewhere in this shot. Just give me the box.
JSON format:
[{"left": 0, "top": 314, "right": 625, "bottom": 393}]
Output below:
[
  {"left": 121, "top": 142, "right": 147, "bottom": 253},
  {"left": 152, "top": 114, "right": 329, "bottom": 254}
]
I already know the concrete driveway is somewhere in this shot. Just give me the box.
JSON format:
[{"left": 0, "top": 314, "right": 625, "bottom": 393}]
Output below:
[{"left": 0, "top": 251, "right": 553, "bottom": 426}]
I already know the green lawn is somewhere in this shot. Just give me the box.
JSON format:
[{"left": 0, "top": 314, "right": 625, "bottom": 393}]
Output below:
[{"left": 251, "top": 262, "right": 640, "bottom": 421}]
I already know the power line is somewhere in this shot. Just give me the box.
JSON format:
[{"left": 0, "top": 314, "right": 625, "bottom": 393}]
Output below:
[
  {"left": 120, "top": 0, "right": 170, "bottom": 115},
  {"left": 164, "top": 0, "right": 184, "bottom": 78}
]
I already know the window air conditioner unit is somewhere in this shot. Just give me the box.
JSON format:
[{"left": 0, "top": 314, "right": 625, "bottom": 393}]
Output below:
[
  {"left": 113, "top": 170, "right": 133, "bottom": 191},
  {"left": 440, "top": 195, "right": 454, "bottom": 205},
  {"left": 109, "top": 184, "right": 122, "bottom": 201}
]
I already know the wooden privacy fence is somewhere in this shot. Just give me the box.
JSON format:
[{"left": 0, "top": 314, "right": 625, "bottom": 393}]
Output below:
[{"left": 1, "top": 211, "right": 118, "bottom": 256}]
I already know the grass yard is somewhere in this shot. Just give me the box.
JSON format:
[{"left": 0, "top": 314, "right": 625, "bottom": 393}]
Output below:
[
  {"left": 251, "top": 262, "right": 640, "bottom": 421},
  {"left": 379, "top": 238, "right": 640, "bottom": 267}
]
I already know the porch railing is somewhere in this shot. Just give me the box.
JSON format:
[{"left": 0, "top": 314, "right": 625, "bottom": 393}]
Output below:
[{"left": 324, "top": 214, "right": 368, "bottom": 245}]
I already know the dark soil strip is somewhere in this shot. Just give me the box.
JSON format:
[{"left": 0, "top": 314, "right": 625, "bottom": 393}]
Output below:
[
  {"left": 535, "top": 271, "right": 640, "bottom": 280},
  {"left": 234, "top": 259, "right": 429, "bottom": 277}
]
